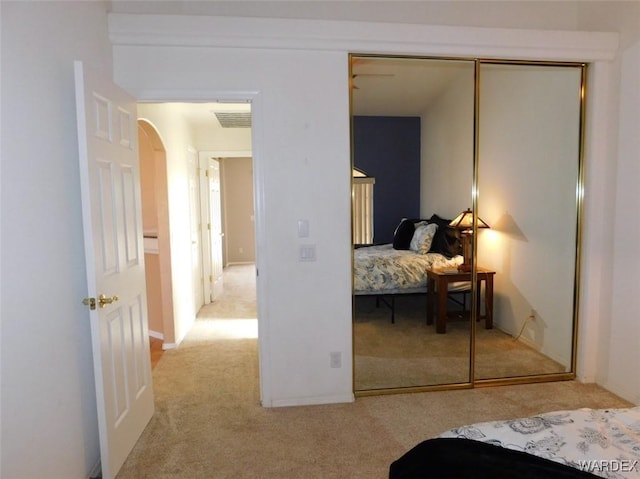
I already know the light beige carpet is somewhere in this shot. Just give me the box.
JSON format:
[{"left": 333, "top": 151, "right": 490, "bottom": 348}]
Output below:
[
  {"left": 117, "top": 265, "right": 631, "bottom": 478},
  {"left": 354, "top": 294, "right": 566, "bottom": 390}
]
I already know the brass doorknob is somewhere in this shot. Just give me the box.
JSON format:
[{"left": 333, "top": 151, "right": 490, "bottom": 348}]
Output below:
[{"left": 98, "top": 294, "right": 119, "bottom": 308}]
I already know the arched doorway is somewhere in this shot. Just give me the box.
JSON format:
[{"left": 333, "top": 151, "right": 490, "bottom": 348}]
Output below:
[{"left": 138, "top": 120, "right": 175, "bottom": 351}]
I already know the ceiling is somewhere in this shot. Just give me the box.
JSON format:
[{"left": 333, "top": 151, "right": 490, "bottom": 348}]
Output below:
[
  {"left": 170, "top": 102, "right": 251, "bottom": 130},
  {"left": 351, "top": 56, "right": 473, "bottom": 116}
]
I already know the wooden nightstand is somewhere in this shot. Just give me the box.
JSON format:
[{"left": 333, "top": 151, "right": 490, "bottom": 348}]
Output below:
[{"left": 426, "top": 267, "right": 495, "bottom": 334}]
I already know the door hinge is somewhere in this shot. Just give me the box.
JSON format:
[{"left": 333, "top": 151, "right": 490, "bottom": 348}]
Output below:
[
  {"left": 205, "top": 169, "right": 210, "bottom": 177},
  {"left": 208, "top": 223, "right": 211, "bottom": 230},
  {"left": 209, "top": 275, "right": 213, "bottom": 282}
]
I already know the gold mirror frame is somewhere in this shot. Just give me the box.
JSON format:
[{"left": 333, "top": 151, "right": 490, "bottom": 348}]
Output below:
[{"left": 350, "top": 54, "right": 587, "bottom": 396}]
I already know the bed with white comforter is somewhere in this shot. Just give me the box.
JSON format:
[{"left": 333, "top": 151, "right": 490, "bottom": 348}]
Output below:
[
  {"left": 437, "top": 407, "right": 640, "bottom": 478},
  {"left": 390, "top": 407, "right": 640, "bottom": 478},
  {"left": 353, "top": 244, "right": 462, "bottom": 295}
]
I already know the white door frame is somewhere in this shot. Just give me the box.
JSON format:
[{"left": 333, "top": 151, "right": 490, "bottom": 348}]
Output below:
[
  {"left": 138, "top": 91, "right": 269, "bottom": 405},
  {"left": 187, "top": 146, "right": 205, "bottom": 312},
  {"left": 198, "top": 152, "right": 214, "bottom": 304},
  {"left": 198, "top": 152, "right": 231, "bottom": 303}
]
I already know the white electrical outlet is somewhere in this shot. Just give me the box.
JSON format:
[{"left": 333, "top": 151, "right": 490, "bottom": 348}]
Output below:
[
  {"left": 330, "top": 351, "right": 342, "bottom": 368},
  {"left": 299, "top": 244, "right": 316, "bottom": 262}
]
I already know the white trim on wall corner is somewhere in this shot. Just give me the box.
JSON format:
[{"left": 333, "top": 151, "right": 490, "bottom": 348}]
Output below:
[
  {"left": 203, "top": 150, "right": 252, "bottom": 158},
  {"left": 143, "top": 236, "right": 159, "bottom": 254},
  {"left": 109, "top": 13, "right": 619, "bottom": 62},
  {"left": 148, "top": 330, "right": 164, "bottom": 340}
]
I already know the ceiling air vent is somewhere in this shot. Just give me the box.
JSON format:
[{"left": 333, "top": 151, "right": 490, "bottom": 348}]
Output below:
[{"left": 213, "top": 111, "right": 252, "bottom": 128}]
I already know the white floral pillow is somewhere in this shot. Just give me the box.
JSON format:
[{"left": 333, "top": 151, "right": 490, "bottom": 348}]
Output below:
[{"left": 410, "top": 222, "right": 438, "bottom": 254}]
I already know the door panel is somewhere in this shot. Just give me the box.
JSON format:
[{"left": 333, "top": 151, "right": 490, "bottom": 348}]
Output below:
[
  {"left": 122, "top": 165, "right": 140, "bottom": 265},
  {"left": 75, "top": 61, "right": 154, "bottom": 479},
  {"left": 98, "top": 161, "right": 119, "bottom": 274}
]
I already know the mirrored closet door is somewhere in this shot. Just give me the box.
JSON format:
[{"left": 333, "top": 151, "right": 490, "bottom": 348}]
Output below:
[
  {"left": 474, "top": 62, "right": 584, "bottom": 382},
  {"left": 350, "top": 54, "right": 585, "bottom": 395},
  {"left": 351, "top": 56, "right": 475, "bottom": 393}
]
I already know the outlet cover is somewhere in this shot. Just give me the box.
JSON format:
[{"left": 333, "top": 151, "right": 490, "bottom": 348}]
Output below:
[
  {"left": 299, "top": 244, "right": 316, "bottom": 262},
  {"left": 330, "top": 351, "right": 342, "bottom": 368}
]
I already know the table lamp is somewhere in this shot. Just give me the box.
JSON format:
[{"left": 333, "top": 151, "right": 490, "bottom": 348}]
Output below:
[{"left": 449, "top": 208, "right": 490, "bottom": 272}]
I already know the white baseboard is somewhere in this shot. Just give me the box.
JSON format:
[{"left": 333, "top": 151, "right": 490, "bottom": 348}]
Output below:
[
  {"left": 226, "top": 261, "right": 255, "bottom": 266},
  {"left": 162, "top": 342, "right": 178, "bottom": 350},
  {"left": 597, "top": 378, "right": 640, "bottom": 405},
  {"left": 517, "top": 335, "right": 570, "bottom": 370},
  {"left": 267, "top": 393, "right": 355, "bottom": 408},
  {"left": 88, "top": 459, "right": 101, "bottom": 479},
  {"left": 148, "top": 330, "right": 164, "bottom": 340}
]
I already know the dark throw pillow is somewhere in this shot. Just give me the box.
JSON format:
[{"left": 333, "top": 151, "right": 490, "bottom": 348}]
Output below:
[
  {"left": 392, "top": 219, "right": 415, "bottom": 250},
  {"left": 428, "top": 214, "right": 462, "bottom": 258}
]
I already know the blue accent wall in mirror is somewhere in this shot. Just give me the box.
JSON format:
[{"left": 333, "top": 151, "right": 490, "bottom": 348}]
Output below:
[{"left": 353, "top": 115, "right": 421, "bottom": 244}]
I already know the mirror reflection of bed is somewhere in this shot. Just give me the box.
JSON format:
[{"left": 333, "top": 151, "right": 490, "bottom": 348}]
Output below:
[
  {"left": 351, "top": 56, "right": 581, "bottom": 393},
  {"left": 353, "top": 218, "right": 565, "bottom": 391}
]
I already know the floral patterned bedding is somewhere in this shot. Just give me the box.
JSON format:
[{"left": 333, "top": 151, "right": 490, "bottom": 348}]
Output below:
[
  {"left": 353, "top": 244, "right": 462, "bottom": 294},
  {"left": 438, "top": 407, "right": 640, "bottom": 478}
]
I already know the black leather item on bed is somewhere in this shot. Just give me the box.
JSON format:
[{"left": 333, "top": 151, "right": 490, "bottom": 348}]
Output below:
[
  {"left": 389, "top": 438, "right": 599, "bottom": 479},
  {"left": 392, "top": 216, "right": 461, "bottom": 257}
]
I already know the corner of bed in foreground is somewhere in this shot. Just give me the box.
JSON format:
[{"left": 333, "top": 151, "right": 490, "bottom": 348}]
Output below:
[{"left": 389, "top": 406, "right": 640, "bottom": 479}]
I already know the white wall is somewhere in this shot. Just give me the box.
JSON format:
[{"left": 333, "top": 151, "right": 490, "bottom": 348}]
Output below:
[
  {"left": 193, "top": 122, "right": 252, "bottom": 152},
  {"left": 592, "top": 37, "right": 640, "bottom": 403},
  {"left": 110, "top": 13, "right": 628, "bottom": 405},
  {"left": 115, "top": 47, "right": 354, "bottom": 406},
  {"left": 606, "top": 38, "right": 640, "bottom": 403},
  {"left": 576, "top": 3, "right": 640, "bottom": 404},
  {"left": 420, "top": 64, "right": 474, "bottom": 218},
  {"left": 137, "top": 104, "right": 199, "bottom": 346},
  {"left": 1, "top": 2, "right": 112, "bottom": 477},
  {"left": 109, "top": 0, "right": 584, "bottom": 32}
]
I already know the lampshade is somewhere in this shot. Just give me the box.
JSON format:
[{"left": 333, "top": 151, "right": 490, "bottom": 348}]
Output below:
[
  {"left": 449, "top": 208, "right": 490, "bottom": 231},
  {"left": 449, "top": 209, "right": 489, "bottom": 272}
]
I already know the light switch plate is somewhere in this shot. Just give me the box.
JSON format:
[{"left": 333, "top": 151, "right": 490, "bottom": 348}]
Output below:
[{"left": 297, "top": 219, "right": 309, "bottom": 238}]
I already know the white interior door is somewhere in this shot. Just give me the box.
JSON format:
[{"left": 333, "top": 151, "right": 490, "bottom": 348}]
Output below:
[
  {"left": 188, "top": 149, "right": 204, "bottom": 312},
  {"left": 75, "top": 61, "right": 154, "bottom": 479},
  {"left": 208, "top": 159, "right": 224, "bottom": 301}
]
